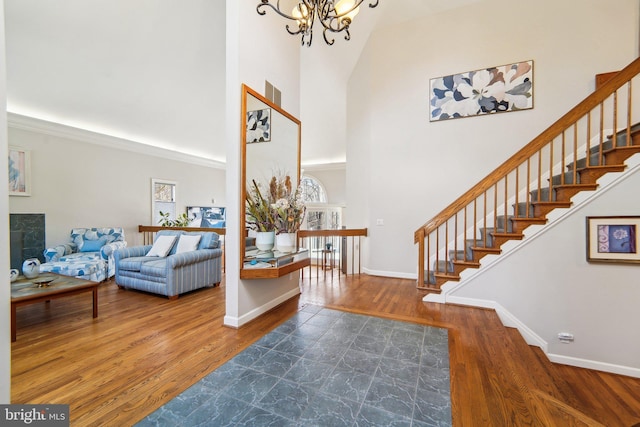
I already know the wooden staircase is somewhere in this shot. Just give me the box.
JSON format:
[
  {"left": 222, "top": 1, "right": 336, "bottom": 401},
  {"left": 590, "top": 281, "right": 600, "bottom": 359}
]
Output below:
[{"left": 415, "top": 57, "right": 640, "bottom": 292}]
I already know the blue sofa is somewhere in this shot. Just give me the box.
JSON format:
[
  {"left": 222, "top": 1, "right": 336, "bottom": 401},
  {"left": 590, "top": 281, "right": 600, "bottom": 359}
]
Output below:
[
  {"left": 114, "top": 230, "right": 222, "bottom": 299},
  {"left": 40, "top": 227, "right": 127, "bottom": 282}
]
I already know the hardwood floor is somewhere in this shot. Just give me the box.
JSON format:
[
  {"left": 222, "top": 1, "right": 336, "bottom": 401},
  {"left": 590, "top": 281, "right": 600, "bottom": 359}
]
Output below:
[{"left": 11, "top": 273, "right": 640, "bottom": 426}]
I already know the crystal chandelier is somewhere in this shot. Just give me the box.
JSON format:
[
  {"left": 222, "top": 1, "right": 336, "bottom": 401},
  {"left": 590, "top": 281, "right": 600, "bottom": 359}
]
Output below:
[{"left": 257, "top": 0, "right": 380, "bottom": 46}]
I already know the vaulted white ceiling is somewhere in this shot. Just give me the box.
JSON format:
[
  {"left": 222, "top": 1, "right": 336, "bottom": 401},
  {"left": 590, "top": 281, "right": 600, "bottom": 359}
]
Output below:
[{"left": 4, "top": 0, "right": 479, "bottom": 165}]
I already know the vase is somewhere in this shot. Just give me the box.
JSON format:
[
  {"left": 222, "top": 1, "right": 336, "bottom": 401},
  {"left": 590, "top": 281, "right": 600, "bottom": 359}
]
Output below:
[
  {"left": 22, "top": 258, "right": 41, "bottom": 279},
  {"left": 276, "top": 232, "right": 297, "bottom": 253},
  {"left": 10, "top": 269, "right": 19, "bottom": 282},
  {"left": 255, "top": 231, "right": 275, "bottom": 251}
]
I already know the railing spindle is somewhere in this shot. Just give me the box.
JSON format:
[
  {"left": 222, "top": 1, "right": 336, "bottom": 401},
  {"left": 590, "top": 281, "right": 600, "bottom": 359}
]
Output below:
[
  {"left": 627, "top": 81, "right": 633, "bottom": 147},
  {"left": 599, "top": 102, "right": 605, "bottom": 164}
]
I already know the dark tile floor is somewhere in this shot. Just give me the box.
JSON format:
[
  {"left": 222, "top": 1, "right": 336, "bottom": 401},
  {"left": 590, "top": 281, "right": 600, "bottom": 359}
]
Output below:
[{"left": 136, "top": 305, "right": 451, "bottom": 426}]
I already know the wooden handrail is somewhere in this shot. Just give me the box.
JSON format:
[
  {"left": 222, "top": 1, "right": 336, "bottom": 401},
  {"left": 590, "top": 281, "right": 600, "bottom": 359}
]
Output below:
[
  {"left": 414, "top": 56, "right": 640, "bottom": 242},
  {"left": 138, "top": 225, "right": 226, "bottom": 235},
  {"left": 298, "top": 228, "right": 368, "bottom": 238}
]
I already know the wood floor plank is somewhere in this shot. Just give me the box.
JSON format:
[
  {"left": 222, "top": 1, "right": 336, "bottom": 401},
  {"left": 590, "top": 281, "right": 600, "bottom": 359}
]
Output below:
[{"left": 11, "top": 274, "right": 640, "bottom": 426}]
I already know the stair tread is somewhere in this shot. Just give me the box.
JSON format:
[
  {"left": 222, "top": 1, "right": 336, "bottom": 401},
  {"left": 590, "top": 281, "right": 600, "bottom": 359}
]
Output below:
[
  {"left": 554, "top": 183, "right": 598, "bottom": 189},
  {"left": 491, "top": 232, "right": 524, "bottom": 239},
  {"left": 577, "top": 164, "right": 626, "bottom": 172},
  {"left": 452, "top": 260, "right": 481, "bottom": 268},
  {"left": 511, "top": 216, "right": 547, "bottom": 222},
  {"left": 433, "top": 272, "right": 460, "bottom": 281},
  {"left": 515, "top": 200, "right": 571, "bottom": 207},
  {"left": 417, "top": 284, "right": 442, "bottom": 293},
  {"left": 470, "top": 246, "right": 501, "bottom": 253}
]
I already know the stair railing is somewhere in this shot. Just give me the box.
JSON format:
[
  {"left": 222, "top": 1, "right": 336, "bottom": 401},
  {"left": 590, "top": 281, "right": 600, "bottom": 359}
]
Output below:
[{"left": 415, "top": 56, "right": 640, "bottom": 291}]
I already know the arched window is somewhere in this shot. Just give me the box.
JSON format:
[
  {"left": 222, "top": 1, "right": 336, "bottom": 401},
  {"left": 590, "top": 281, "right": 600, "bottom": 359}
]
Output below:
[
  {"left": 300, "top": 175, "right": 327, "bottom": 203},
  {"left": 301, "top": 175, "right": 342, "bottom": 230}
]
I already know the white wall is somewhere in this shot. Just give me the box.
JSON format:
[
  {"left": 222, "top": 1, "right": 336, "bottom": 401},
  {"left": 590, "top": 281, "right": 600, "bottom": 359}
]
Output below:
[
  {"left": 448, "top": 163, "right": 640, "bottom": 376},
  {"left": 8, "top": 122, "right": 225, "bottom": 247},
  {"left": 348, "top": 0, "right": 639, "bottom": 277},
  {"left": 4, "top": 0, "right": 227, "bottom": 162},
  {"left": 224, "top": 0, "right": 302, "bottom": 327},
  {"left": 0, "top": 0, "right": 11, "bottom": 403}
]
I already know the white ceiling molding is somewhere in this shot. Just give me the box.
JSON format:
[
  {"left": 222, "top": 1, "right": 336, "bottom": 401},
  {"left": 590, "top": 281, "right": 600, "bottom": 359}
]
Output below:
[
  {"left": 7, "top": 112, "right": 226, "bottom": 170},
  {"left": 301, "top": 161, "right": 346, "bottom": 171}
]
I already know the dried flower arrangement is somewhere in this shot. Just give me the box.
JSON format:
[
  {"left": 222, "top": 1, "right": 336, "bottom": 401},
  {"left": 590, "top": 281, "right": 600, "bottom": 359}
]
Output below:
[{"left": 245, "top": 174, "right": 306, "bottom": 234}]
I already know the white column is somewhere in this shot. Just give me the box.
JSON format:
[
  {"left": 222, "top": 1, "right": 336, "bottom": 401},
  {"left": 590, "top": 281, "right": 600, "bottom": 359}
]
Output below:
[{"left": 0, "top": 0, "right": 12, "bottom": 403}]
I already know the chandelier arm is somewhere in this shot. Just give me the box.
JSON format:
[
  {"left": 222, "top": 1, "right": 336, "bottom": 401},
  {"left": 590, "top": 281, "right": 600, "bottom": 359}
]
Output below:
[
  {"left": 256, "top": 0, "right": 300, "bottom": 21},
  {"left": 303, "top": 30, "right": 313, "bottom": 47},
  {"left": 322, "top": 28, "right": 336, "bottom": 46},
  {"left": 319, "top": 15, "right": 351, "bottom": 33},
  {"left": 343, "top": 27, "right": 351, "bottom": 41},
  {"left": 285, "top": 24, "right": 304, "bottom": 36}
]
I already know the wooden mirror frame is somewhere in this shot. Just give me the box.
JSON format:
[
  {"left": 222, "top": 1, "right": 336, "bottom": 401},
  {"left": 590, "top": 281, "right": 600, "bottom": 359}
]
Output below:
[{"left": 240, "top": 84, "right": 302, "bottom": 277}]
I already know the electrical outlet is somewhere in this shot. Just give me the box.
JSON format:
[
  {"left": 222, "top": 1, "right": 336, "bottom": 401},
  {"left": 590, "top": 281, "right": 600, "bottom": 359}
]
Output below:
[
  {"left": 558, "top": 332, "right": 574, "bottom": 343},
  {"left": 376, "top": 219, "right": 384, "bottom": 226}
]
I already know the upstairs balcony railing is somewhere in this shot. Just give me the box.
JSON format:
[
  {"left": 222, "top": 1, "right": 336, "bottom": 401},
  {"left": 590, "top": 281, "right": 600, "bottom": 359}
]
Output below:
[{"left": 138, "top": 225, "right": 367, "bottom": 276}]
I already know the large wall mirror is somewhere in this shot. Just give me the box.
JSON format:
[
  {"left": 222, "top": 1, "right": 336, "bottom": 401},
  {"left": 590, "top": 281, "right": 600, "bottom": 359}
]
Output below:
[{"left": 240, "top": 84, "right": 301, "bottom": 267}]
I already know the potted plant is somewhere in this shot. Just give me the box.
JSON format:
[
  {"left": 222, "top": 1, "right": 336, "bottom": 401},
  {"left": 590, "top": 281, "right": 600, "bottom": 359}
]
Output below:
[
  {"left": 246, "top": 179, "right": 277, "bottom": 250},
  {"left": 269, "top": 174, "right": 306, "bottom": 253},
  {"left": 158, "top": 211, "right": 191, "bottom": 227}
]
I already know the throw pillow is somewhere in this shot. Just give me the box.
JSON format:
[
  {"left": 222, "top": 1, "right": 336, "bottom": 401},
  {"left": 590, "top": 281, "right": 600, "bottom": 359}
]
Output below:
[
  {"left": 146, "top": 235, "right": 177, "bottom": 257},
  {"left": 80, "top": 238, "right": 106, "bottom": 252},
  {"left": 175, "top": 235, "right": 202, "bottom": 254}
]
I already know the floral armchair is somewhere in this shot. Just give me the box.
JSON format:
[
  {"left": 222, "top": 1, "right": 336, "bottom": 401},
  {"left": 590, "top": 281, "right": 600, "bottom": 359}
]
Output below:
[{"left": 40, "top": 227, "right": 127, "bottom": 282}]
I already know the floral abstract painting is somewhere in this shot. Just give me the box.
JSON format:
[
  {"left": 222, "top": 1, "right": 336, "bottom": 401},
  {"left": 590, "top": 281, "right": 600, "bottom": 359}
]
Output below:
[
  {"left": 246, "top": 108, "right": 271, "bottom": 143},
  {"left": 430, "top": 60, "right": 533, "bottom": 121}
]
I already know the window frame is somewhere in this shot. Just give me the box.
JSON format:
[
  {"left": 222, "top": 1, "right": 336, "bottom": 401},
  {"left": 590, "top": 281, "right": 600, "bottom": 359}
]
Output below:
[{"left": 151, "top": 178, "right": 178, "bottom": 225}]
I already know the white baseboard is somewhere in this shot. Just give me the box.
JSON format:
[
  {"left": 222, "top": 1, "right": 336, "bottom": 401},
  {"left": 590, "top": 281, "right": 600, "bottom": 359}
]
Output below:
[
  {"left": 548, "top": 353, "right": 640, "bottom": 379},
  {"left": 443, "top": 295, "right": 549, "bottom": 351},
  {"left": 223, "top": 288, "right": 301, "bottom": 328},
  {"left": 363, "top": 267, "right": 416, "bottom": 280},
  {"left": 425, "top": 294, "right": 640, "bottom": 377}
]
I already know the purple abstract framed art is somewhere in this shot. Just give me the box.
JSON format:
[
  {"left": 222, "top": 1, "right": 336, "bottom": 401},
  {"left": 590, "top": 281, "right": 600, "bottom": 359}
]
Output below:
[{"left": 586, "top": 216, "right": 640, "bottom": 264}]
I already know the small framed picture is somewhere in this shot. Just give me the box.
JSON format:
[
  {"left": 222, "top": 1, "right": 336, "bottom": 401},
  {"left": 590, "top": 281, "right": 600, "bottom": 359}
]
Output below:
[
  {"left": 586, "top": 216, "right": 640, "bottom": 263},
  {"left": 187, "top": 206, "right": 226, "bottom": 228},
  {"left": 8, "top": 146, "right": 31, "bottom": 196},
  {"left": 246, "top": 108, "right": 271, "bottom": 143}
]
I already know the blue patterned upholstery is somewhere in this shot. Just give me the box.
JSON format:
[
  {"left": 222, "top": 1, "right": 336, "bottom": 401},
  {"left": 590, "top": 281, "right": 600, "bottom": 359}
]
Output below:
[
  {"left": 41, "top": 227, "right": 127, "bottom": 281},
  {"left": 39, "top": 254, "right": 106, "bottom": 282},
  {"left": 113, "top": 230, "right": 222, "bottom": 299}
]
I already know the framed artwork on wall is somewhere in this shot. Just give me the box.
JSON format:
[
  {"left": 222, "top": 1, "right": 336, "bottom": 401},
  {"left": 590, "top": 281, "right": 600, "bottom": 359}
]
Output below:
[
  {"left": 187, "top": 206, "right": 226, "bottom": 228},
  {"left": 246, "top": 108, "right": 271, "bottom": 143},
  {"left": 429, "top": 60, "right": 534, "bottom": 122},
  {"left": 586, "top": 216, "right": 640, "bottom": 264},
  {"left": 8, "top": 146, "right": 31, "bottom": 196}
]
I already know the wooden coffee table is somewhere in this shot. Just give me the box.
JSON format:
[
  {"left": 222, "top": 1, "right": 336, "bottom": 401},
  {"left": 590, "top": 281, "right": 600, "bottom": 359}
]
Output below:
[{"left": 11, "top": 272, "right": 99, "bottom": 342}]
